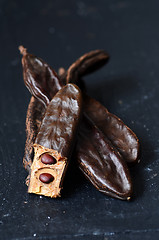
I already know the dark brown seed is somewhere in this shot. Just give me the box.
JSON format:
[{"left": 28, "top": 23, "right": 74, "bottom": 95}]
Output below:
[
  {"left": 41, "top": 153, "right": 56, "bottom": 164},
  {"left": 39, "top": 173, "right": 54, "bottom": 183}
]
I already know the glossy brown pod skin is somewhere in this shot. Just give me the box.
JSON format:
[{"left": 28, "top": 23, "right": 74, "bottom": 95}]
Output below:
[
  {"left": 76, "top": 115, "right": 132, "bottom": 200},
  {"left": 63, "top": 54, "right": 140, "bottom": 165},
  {"left": 83, "top": 95, "right": 140, "bottom": 165},
  {"left": 21, "top": 48, "right": 108, "bottom": 170},
  {"left": 61, "top": 50, "right": 109, "bottom": 83},
  {"left": 28, "top": 84, "right": 82, "bottom": 197},
  {"left": 19, "top": 46, "right": 64, "bottom": 107},
  {"left": 20, "top": 48, "right": 133, "bottom": 199},
  {"left": 25, "top": 96, "right": 132, "bottom": 199},
  {"left": 20, "top": 46, "right": 64, "bottom": 171},
  {"left": 35, "top": 84, "right": 82, "bottom": 156}
]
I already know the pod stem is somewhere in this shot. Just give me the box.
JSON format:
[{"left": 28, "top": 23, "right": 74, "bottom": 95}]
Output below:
[{"left": 19, "top": 45, "right": 27, "bottom": 56}]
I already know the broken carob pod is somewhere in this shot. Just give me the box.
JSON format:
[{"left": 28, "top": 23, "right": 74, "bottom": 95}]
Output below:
[
  {"left": 28, "top": 84, "right": 82, "bottom": 197},
  {"left": 76, "top": 114, "right": 132, "bottom": 200},
  {"left": 19, "top": 46, "right": 65, "bottom": 171},
  {"left": 20, "top": 47, "right": 109, "bottom": 171},
  {"left": 63, "top": 53, "right": 140, "bottom": 165},
  {"left": 26, "top": 97, "right": 133, "bottom": 199},
  {"left": 20, "top": 47, "right": 133, "bottom": 199}
]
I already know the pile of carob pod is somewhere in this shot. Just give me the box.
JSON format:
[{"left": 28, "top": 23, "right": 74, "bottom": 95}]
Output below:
[{"left": 19, "top": 46, "right": 140, "bottom": 200}]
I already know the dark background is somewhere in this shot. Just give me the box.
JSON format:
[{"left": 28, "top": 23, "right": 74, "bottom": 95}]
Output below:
[{"left": 0, "top": 0, "right": 159, "bottom": 239}]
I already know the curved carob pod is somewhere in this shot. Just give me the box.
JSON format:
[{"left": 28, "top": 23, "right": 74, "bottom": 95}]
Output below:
[
  {"left": 20, "top": 47, "right": 133, "bottom": 200},
  {"left": 77, "top": 114, "right": 132, "bottom": 200},
  {"left": 20, "top": 48, "right": 109, "bottom": 170},
  {"left": 19, "top": 46, "right": 64, "bottom": 107},
  {"left": 83, "top": 95, "right": 140, "bottom": 165},
  {"left": 60, "top": 50, "right": 109, "bottom": 83},
  {"left": 19, "top": 46, "right": 65, "bottom": 171},
  {"left": 25, "top": 98, "right": 132, "bottom": 199},
  {"left": 28, "top": 84, "right": 82, "bottom": 198},
  {"left": 64, "top": 53, "right": 140, "bottom": 165}
]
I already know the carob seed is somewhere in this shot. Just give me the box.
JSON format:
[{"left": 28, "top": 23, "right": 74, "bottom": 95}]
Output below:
[
  {"left": 41, "top": 153, "right": 56, "bottom": 164},
  {"left": 39, "top": 173, "right": 54, "bottom": 183}
]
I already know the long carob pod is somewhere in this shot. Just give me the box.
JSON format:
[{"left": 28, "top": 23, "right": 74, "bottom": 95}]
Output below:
[
  {"left": 19, "top": 46, "right": 65, "bottom": 171},
  {"left": 24, "top": 97, "right": 132, "bottom": 199},
  {"left": 19, "top": 46, "right": 64, "bottom": 107},
  {"left": 20, "top": 47, "right": 109, "bottom": 171},
  {"left": 63, "top": 55, "right": 140, "bottom": 165},
  {"left": 76, "top": 114, "right": 132, "bottom": 200},
  {"left": 60, "top": 49, "right": 109, "bottom": 83},
  {"left": 28, "top": 84, "right": 82, "bottom": 198},
  {"left": 82, "top": 95, "right": 140, "bottom": 165},
  {"left": 20, "top": 47, "right": 133, "bottom": 200}
]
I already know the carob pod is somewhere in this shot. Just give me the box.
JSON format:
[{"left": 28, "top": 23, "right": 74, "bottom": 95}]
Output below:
[
  {"left": 60, "top": 49, "right": 109, "bottom": 83},
  {"left": 62, "top": 54, "right": 140, "bottom": 165},
  {"left": 61, "top": 62, "right": 139, "bottom": 165},
  {"left": 25, "top": 98, "right": 132, "bottom": 199},
  {"left": 20, "top": 47, "right": 133, "bottom": 199},
  {"left": 20, "top": 47, "right": 109, "bottom": 171},
  {"left": 19, "top": 46, "right": 64, "bottom": 107},
  {"left": 19, "top": 46, "right": 65, "bottom": 171},
  {"left": 23, "top": 96, "right": 44, "bottom": 173},
  {"left": 76, "top": 114, "right": 132, "bottom": 200},
  {"left": 82, "top": 95, "right": 140, "bottom": 165},
  {"left": 28, "top": 84, "right": 82, "bottom": 198}
]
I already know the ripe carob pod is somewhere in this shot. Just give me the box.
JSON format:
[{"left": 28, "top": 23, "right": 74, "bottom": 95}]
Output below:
[
  {"left": 63, "top": 53, "right": 140, "bottom": 165},
  {"left": 83, "top": 95, "right": 140, "bottom": 165},
  {"left": 19, "top": 46, "right": 65, "bottom": 171},
  {"left": 23, "top": 96, "right": 44, "bottom": 173},
  {"left": 76, "top": 114, "right": 132, "bottom": 200},
  {"left": 28, "top": 84, "right": 82, "bottom": 198},
  {"left": 20, "top": 47, "right": 133, "bottom": 199},
  {"left": 20, "top": 47, "right": 109, "bottom": 171},
  {"left": 19, "top": 46, "right": 64, "bottom": 107},
  {"left": 60, "top": 49, "right": 109, "bottom": 83}
]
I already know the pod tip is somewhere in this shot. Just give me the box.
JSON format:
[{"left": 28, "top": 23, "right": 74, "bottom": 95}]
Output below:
[{"left": 19, "top": 45, "right": 27, "bottom": 56}]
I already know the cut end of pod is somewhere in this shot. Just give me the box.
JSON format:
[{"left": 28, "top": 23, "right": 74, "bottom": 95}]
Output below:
[{"left": 28, "top": 144, "right": 67, "bottom": 198}]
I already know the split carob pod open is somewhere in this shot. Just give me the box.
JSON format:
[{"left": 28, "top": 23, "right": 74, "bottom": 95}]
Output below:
[
  {"left": 62, "top": 53, "right": 140, "bottom": 165},
  {"left": 20, "top": 46, "right": 132, "bottom": 200},
  {"left": 28, "top": 83, "right": 82, "bottom": 198}
]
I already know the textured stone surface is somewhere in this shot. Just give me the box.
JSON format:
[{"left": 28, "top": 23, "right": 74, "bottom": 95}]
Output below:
[{"left": 0, "top": 0, "right": 159, "bottom": 239}]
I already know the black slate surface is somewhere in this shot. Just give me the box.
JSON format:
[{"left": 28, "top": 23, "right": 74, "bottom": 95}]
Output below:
[{"left": 0, "top": 0, "right": 159, "bottom": 239}]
